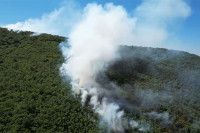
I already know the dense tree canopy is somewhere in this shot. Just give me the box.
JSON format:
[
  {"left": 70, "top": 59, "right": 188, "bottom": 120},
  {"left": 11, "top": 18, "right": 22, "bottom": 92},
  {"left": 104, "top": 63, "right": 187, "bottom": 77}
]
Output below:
[
  {"left": 0, "top": 28, "right": 98, "bottom": 133},
  {"left": 0, "top": 28, "right": 200, "bottom": 133}
]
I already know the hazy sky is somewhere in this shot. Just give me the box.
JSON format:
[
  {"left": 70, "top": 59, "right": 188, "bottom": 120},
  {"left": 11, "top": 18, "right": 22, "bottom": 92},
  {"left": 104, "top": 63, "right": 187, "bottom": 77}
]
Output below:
[{"left": 1, "top": 0, "right": 199, "bottom": 55}]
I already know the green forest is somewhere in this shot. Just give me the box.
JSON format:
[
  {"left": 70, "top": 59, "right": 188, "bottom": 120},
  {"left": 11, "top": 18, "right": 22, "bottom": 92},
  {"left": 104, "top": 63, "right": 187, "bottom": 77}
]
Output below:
[
  {"left": 104, "top": 46, "right": 200, "bottom": 132},
  {"left": 0, "top": 28, "right": 98, "bottom": 133},
  {"left": 0, "top": 28, "right": 200, "bottom": 132}
]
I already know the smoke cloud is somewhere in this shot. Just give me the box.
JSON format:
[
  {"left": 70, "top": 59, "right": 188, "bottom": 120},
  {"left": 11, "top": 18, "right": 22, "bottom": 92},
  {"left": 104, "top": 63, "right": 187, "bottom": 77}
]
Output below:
[
  {"left": 4, "top": 0, "right": 193, "bottom": 132},
  {"left": 147, "top": 111, "right": 172, "bottom": 125},
  {"left": 60, "top": 3, "right": 138, "bottom": 132},
  {"left": 59, "top": 0, "right": 191, "bottom": 132},
  {"left": 4, "top": 0, "right": 193, "bottom": 53}
]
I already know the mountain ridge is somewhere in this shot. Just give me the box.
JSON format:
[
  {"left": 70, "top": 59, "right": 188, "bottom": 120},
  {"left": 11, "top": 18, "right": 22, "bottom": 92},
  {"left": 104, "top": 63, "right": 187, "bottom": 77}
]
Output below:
[{"left": 0, "top": 27, "right": 200, "bottom": 132}]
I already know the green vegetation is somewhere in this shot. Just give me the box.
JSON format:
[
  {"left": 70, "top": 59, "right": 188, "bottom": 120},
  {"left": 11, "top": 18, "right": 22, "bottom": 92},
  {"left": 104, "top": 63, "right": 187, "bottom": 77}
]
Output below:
[
  {"left": 106, "top": 46, "right": 200, "bottom": 132},
  {"left": 0, "top": 28, "right": 98, "bottom": 133},
  {"left": 1, "top": 27, "right": 200, "bottom": 133}
]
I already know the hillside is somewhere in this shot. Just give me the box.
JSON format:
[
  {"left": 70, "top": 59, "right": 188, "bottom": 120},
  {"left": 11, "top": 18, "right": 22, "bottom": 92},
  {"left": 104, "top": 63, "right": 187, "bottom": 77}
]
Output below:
[
  {"left": 0, "top": 28, "right": 98, "bottom": 133},
  {"left": 101, "top": 46, "right": 200, "bottom": 132},
  {"left": 0, "top": 27, "right": 200, "bottom": 133}
]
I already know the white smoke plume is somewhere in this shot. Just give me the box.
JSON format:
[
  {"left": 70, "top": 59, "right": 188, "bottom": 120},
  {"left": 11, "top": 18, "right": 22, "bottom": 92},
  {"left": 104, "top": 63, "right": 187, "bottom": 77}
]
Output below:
[
  {"left": 4, "top": 0, "right": 193, "bottom": 53},
  {"left": 60, "top": 3, "right": 138, "bottom": 132},
  {"left": 59, "top": 1, "right": 191, "bottom": 132},
  {"left": 4, "top": 0, "right": 192, "bottom": 132}
]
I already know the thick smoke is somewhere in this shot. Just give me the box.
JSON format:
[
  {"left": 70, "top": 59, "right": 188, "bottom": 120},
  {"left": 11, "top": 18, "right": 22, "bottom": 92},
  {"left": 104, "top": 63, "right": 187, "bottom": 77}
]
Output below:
[
  {"left": 59, "top": 1, "right": 191, "bottom": 132},
  {"left": 60, "top": 3, "right": 138, "bottom": 132},
  {"left": 65, "top": 3, "right": 136, "bottom": 91}
]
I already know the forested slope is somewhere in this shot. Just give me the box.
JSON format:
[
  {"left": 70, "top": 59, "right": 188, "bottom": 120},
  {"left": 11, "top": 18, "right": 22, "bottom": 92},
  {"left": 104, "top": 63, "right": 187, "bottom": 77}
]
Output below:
[
  {"left": 0, "top": 28, "right": 98, "bottom": 133},
  {"left": 1, "top": 27, "right": 200, "bottom": 133},
  {"left": 103, "top": 46, "right": 200, "bottom": 132}
]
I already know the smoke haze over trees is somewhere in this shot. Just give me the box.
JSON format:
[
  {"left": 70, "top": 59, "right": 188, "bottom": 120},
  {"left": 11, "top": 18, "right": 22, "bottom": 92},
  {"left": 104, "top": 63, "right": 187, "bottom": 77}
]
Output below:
[
  {"left": 0, "top": 26, "right": 200, "bottom": 132},
  {"left": 1, "top": 0, "right": 200, "bottom": 132}
]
